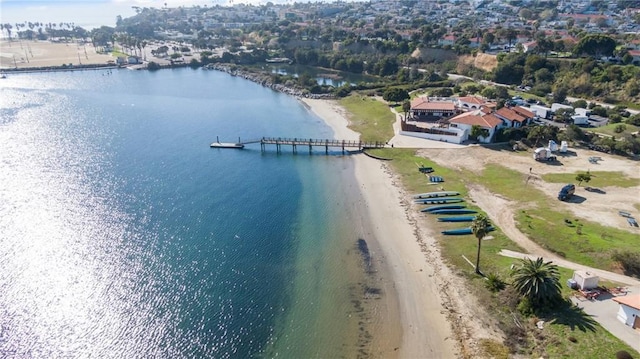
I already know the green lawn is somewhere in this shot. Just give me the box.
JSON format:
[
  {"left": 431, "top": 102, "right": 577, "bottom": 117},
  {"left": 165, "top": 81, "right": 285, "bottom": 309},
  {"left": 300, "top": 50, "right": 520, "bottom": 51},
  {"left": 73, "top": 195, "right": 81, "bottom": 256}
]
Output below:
[
  {"left": 339, "top": 95, "right": 396, "bottom": 143},
  {"left": 542, "top": 171, "right": 640, "bottom": 188},
  {"left": 587, "top": 123, "right": 640, "bottom": 137}
]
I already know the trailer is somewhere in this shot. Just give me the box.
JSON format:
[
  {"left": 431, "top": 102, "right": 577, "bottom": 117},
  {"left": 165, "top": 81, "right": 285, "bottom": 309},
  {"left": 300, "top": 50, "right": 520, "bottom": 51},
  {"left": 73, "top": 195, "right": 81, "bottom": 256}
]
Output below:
[
  {"left": 533, "top": 147, "right": 556, "bottom": 162},
  {"left": 572, "top": 115, "right": 590, "bottom": 126},
  {"left": 530, "top": 104, "right": 552, "bottom": 119}
]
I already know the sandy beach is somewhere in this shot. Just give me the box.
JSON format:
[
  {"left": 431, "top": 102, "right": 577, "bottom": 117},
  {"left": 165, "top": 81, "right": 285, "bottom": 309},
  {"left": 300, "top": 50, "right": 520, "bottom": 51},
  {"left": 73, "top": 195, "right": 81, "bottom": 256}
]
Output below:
[
  {"left": 302, "top": 98, "right": 466, "bottom": 357},
  {"left": 0, "top": 40, "right": 114, "bottom": 69}
]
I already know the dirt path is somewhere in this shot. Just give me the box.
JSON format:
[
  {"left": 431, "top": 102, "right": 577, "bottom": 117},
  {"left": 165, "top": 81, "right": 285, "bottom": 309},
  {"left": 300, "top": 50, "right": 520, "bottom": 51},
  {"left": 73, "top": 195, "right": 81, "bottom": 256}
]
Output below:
[{"left": 468, "top": 184, "right": 640, "bottom": 286}]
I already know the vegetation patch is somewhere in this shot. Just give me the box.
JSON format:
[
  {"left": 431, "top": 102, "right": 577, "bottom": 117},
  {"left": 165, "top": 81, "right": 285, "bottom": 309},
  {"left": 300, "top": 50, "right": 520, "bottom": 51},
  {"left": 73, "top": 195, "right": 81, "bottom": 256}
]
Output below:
[
  {"left": 588, "top": 123, "right": 640, "bottom": 138},
  {"left": 339, "top": 95, "right": 395, "bottom": 143},
  {"left": 542, "top": 171, "right": 640, "bottom": 188}
]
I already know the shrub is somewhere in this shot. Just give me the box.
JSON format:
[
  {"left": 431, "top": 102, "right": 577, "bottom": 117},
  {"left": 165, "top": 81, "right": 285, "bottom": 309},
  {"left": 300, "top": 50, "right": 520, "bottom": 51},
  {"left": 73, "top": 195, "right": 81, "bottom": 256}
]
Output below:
[
  {"left": 612, "top": 251, "right": 640, "bottom": 276},
  {"left": 615, "top": 350, "right": 634, "bottom": 359},
  {"left": 517, "top": 297, "right": 536, "bottom": 316},
  {"left": 614, "top": 124, "right": 627, "bottom": 133},
  {"left": 485, "top": 272, "right": 507, "bottom": 292},
  {"left": 147, "top": 61, "right": 160, "bottom": 71}
]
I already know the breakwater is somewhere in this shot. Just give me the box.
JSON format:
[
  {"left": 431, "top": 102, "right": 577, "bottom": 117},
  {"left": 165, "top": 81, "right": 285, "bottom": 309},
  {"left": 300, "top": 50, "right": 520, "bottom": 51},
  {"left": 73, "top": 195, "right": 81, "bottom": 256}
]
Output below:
[{"left": 205, "top": 63, "right": 334, "bottom": 99}]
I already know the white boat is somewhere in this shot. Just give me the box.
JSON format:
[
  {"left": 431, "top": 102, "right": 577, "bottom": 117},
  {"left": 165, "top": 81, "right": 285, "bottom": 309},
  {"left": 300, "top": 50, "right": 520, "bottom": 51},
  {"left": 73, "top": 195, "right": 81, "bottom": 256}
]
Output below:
[{"left": 413, "top": 191, "right": 459, "bottom": 199}]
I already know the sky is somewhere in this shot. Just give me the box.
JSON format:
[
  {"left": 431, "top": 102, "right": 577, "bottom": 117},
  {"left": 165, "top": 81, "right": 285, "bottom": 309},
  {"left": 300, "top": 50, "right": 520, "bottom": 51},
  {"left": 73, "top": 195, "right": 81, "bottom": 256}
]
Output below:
[{"left": 0, "top": 0, "right": 303, "bottom": 29}]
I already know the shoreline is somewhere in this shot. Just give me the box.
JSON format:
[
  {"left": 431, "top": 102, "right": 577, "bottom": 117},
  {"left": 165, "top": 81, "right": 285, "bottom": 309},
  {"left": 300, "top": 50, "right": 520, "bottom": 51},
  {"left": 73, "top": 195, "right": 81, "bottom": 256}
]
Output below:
[{"left": 301, "top": 97, "right": 461, "bottom": 357}]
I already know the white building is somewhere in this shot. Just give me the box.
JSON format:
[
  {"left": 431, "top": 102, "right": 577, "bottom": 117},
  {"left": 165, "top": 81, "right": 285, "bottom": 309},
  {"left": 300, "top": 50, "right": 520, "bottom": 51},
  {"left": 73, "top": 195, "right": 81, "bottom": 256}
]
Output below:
[
  {"left": 572, "top": 270, "right": 599, "bottom": 290},
  {"left": 613, "top": 294, "right": 640, "bottom": 329}
]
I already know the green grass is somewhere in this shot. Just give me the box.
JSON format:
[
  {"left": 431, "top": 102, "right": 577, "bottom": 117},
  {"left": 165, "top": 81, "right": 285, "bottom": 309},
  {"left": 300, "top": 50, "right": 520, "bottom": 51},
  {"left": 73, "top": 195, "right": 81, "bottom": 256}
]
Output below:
[
  {"left": 517, "top": 208, "right": 638, "bottom": 270},
  {"left": 587, "top": 123, "right": 640, "bottom": 137},
  {"left": 339, "top": 95, "right": 396, "bottom": 143},
  {"left": 471, "top": 164, "right": 640, "bottom": 273},
  {"left": 542, "top": 171, "right": 640, "bottom": 188}
]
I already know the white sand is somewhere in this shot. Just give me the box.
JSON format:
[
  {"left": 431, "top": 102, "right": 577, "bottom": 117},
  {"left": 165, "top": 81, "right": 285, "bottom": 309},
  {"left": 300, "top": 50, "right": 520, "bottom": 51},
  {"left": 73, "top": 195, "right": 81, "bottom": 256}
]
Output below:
[
  {"left": 1, "top": 40, "right": 114, "bottom": 69},
  {"left": 302, "top": 98, "right": 459, "bottom": 357}
]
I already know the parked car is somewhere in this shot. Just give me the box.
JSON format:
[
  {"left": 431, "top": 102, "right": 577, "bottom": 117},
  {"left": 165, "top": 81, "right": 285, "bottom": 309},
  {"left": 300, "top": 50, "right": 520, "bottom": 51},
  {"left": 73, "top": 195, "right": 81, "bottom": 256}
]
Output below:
[{"left": 558, "top": 184, "right": 575, "bottom": 201}]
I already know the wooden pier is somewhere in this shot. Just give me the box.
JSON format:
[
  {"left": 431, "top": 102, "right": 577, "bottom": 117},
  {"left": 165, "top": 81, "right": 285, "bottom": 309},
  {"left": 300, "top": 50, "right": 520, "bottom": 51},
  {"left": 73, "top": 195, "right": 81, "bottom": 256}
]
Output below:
[{"left": 212, "top": 137, "right": 386, "bottom": 154}]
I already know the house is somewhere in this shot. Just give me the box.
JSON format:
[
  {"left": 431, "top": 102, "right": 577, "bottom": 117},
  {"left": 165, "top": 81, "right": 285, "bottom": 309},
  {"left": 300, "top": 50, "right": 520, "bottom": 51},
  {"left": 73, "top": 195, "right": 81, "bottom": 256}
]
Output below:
[
  {"left": 629, "top": 50, "right": 640, "bottom": 63},
  {"left": 513, "top": 106, "right": 535, "bottom": 120},
  {"left": 522, "top": 41, "right": 537, "bottom": 53},
  {"left": 410, "top": 97, "right": 457, "bottom": 121},
  {"left": 494, "top": 106, "right": 532, "bottom": 127},
  {"left": 448, "top": 112, "right": 502, "bottom": 143},
  {"left": 613, "top": 294, "right": 640, "bottom": 329},
  {"left": 438, "top": 34, "right": 456, "bottom": 47},
  {"left": 457, "top": 96, "right": 487, "bottom": 110},
  {"left": 127, "top": 56, "right": 142, "bottom": 64}
]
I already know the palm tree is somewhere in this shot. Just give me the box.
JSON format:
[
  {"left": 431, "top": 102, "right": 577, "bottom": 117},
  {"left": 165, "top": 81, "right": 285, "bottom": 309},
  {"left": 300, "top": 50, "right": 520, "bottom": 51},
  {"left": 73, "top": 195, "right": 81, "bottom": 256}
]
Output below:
[
  {"left": 511, "top": 257, "right": 562, "bottom": 307},
  {"left": 471, "top": 214, "right": 491, "bottom": 275}
]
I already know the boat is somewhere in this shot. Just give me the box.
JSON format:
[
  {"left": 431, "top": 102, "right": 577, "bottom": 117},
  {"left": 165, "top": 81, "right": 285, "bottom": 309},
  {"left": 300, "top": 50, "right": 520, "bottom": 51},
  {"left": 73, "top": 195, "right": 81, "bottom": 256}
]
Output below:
[
  {"left": 421, "top": 204, "right": 466, "bottom": 213},
  {"left": 413, "top": 191, "right": 460, "bottom": 199},
  {"left": 429, "top": 209, "right": 478, "bottom": 215},
  {"left": 441, "top": 226, "right": 495, "bottom": 235},
  {"left": 437, "top": 216, "right": 476, "bottom": 222},
  {"left": 415, "top": 198, "right": 463, "bottom": 204}
]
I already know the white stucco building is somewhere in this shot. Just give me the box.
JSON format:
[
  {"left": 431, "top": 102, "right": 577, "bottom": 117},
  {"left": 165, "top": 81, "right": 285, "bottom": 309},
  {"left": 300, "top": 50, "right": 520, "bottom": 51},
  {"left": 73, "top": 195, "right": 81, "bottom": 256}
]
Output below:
[{"left": 613, "top": 294, "right": 640, "bottom": 329}]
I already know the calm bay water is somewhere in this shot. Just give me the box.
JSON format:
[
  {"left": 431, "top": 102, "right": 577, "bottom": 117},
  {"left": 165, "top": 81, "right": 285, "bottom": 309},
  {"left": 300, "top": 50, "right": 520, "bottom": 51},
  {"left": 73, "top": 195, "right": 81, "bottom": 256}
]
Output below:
[{"left": 0, "top": 68, "right": 370, "bottom": 358}]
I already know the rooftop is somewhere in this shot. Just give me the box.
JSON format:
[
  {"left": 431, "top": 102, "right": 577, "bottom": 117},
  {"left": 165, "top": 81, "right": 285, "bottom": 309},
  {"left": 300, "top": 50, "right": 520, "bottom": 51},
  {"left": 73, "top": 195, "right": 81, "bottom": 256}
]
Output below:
[{"left": 613, "top": 294, "right": 640, "bottom": 311}]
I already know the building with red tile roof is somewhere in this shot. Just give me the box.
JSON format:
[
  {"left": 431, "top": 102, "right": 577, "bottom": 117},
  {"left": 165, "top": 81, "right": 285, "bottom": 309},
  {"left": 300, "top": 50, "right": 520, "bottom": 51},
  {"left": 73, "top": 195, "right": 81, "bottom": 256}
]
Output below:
[
  {"left": 494, "top": 107, "right": 531, "bottom": 128},
  {"left": 613, "top": 294, "right": 640, "bottom": 329},
  {"left": 457, "top": 96, "right": 488, "bottom": 110},
  {"left": 448, "top": 112, "right": 502, "bottom": 143},
  {"left": 410, "top": 97, "right": 457, "bottom": 121}
]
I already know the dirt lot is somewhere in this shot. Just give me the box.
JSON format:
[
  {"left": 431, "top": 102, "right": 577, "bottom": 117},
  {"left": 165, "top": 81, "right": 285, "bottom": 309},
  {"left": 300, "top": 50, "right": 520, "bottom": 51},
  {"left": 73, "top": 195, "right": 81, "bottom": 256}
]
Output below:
[{"left": 417, "top": 145, "right": 640, "bottom": 231}]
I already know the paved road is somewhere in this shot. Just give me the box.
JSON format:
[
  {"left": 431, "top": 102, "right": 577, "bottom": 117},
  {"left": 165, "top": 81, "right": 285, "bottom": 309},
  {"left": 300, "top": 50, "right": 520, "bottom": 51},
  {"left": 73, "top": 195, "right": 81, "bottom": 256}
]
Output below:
[
  {"left": 500, "top": 250, "right": 640, "bottom": 287},
  {"left": 570, "top": 288, "right": 640, "bottom": 352}
]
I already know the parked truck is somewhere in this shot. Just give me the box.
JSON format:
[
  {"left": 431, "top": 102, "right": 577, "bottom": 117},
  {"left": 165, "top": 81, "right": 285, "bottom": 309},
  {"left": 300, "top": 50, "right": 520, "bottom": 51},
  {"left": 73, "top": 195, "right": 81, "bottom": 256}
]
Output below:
[
  {"left": 558, "top": 184, "right": 575, "bottom": 201},
  {"left": 533, "top": 147, "right": 557, "bottom": 162}
]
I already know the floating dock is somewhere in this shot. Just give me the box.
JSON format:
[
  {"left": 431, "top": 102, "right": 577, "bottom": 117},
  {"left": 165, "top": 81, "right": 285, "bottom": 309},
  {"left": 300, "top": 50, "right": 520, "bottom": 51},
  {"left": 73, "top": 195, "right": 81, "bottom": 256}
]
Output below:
[
  {"left": 210, "top": 136, "right": 244, "bottom": 149},
  {"left": 210, "top": 142, "right": 244, "bottom": 149}
]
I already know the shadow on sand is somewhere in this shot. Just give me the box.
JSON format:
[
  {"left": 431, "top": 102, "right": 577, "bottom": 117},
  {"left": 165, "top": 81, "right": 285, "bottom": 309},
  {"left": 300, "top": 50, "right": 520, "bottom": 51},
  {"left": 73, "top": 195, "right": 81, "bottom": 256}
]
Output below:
[
  {"left": 585, "top": 186, "right": 606, "bottom": 194},
  {"left": 565, "top": 194, "right": 587, "bottom": 204}
]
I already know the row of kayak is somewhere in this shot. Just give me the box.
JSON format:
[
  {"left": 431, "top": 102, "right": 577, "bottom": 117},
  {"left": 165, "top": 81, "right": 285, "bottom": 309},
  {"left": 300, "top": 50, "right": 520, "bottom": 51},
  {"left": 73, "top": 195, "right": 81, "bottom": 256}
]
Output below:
[{"left": 414, "top": 193, "right": 494, "bottom": 235}]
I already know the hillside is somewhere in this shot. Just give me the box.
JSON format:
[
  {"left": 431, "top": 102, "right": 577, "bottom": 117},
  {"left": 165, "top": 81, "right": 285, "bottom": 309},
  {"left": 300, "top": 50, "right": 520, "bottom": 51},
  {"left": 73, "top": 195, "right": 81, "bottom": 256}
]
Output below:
[{"left": 458, "top": 53, "right": 498, "bottom": 72}]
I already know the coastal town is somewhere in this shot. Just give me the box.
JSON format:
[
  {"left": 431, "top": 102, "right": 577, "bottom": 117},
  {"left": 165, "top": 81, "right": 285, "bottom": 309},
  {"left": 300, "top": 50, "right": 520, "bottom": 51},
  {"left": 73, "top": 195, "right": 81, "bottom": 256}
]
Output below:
[{"left": 1, "top": 0, "right": 639, "bottom": 358}]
